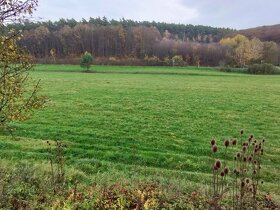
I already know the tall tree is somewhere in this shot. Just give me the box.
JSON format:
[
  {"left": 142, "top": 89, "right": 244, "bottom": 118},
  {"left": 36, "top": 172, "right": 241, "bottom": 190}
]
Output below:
[{"left": 0, "top": 0, "right": 45, "bottom": 131}]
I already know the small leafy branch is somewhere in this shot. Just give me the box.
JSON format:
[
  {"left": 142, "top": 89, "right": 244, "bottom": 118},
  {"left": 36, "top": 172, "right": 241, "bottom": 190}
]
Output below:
[
  {"left": 209, "top": 130, "right": 265, "bottom": 210},
  {"left": 47, "top": 140, "right": 66, "bottom": 194}
]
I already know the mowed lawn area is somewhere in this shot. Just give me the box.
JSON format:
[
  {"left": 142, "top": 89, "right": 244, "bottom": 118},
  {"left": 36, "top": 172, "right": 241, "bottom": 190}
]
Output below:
[{"left": 1, "top": 65, "right": 280, "bottom": 195}]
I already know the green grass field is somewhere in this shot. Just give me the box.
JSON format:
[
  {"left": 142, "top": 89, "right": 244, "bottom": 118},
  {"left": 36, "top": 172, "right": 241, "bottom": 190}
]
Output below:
[{"left": 1, "top": 65, "right": 280, "bottom": 195}]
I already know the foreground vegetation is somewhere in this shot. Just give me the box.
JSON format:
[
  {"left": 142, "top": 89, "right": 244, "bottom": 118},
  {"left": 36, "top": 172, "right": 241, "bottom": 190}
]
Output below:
[{"left": 0, "top": 65, "right": 280, "bottom": 208}]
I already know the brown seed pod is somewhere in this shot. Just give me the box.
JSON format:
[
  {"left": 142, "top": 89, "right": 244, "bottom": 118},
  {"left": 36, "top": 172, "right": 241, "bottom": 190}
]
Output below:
[
  {"left": 221, "top": 172, "right": 225, "bottom": 177},
  {"left": 241, "top": 181, "right": 245, "bottom": 188},
  {"left": 215, "top": 160, "right": 221, "bottom": 169},
  {"left": 212, "top": 145, "right": 218, "bottom": 153},
  {"left": 210, "top": 139, "right": 216, "bottom": 146},
  {"left": 237, "top": 153, "right": 241, "bottom": 158},
  {"left": 240, "top": 129, "right": 244, "bottom": 135},
  {"left": 224, "top": 139, "right": 230, "bottom": 147},
  {"left": 246, "top": 178, "right": 250, "bottom": 184},
  {"left": 232, "top": 139, "right": 237, "bottom": 145},
  {"left": 224, "top": 167, "right": 229, "bottom": 175}
]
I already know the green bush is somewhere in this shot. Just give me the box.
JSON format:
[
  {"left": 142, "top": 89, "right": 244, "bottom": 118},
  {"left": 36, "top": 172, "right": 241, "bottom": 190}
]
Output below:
[
  {"left": 219, "top": 65, "right": 234, "bottom": 72},
  {"left": 80, "top": 52, "right": 93, "bottom": 71},
  {"left": 247, "top": 63, "right": 278, "bottom": 75}
]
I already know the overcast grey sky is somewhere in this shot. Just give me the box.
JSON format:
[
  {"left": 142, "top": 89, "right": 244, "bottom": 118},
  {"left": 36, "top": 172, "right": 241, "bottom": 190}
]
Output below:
[{"left": 33, "top": 0, "right": 280, "bottom": 29}]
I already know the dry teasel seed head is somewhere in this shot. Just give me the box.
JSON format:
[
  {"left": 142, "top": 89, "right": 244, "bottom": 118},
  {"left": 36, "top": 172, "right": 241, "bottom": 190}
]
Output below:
[
  {"left": 221, "top": 172, "right": 225, "bottom": 177},
  {"left": 232, "top": 139, "right": 237, "bottom": 145},
  {"left": 224, "top": 167, "right": 229, "bottom": 175},
  {"left": 246, "top": 178, "right": 250, "bottom": 184},
  {"left": 243, "top": 146, "right": 247, "bottom": 152},
  {"left": 237, "top": 152, "right": 241, "bottom": 158},
  {"left": 215, "top": 160, "right": 221, "bottom": 169},
  {"left": 212, "top": 145, "right": 218, "bottom": 153},
  {"left": 240, "top": 129, "right": 244, "bottom": 135},
  {"left": 210, "top": 139, "right": 216, "bottom": 146},
  {"left": 241, "top": 181, "right": 245, "bottom": 188},
  {"left": 224, "top": 139, "right": 230, "bottom": 147}
]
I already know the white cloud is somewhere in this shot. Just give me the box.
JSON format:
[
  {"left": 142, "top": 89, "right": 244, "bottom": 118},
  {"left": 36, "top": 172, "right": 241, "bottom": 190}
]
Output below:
[
  {"left": 113, "top": 0, "right": 199, "bottom": 23},
  {"left": 33, "top": 0, "right": 280, "bottom": 28},
  {"left": 34, "top": 0, "right": 199, "bottom": 24}
]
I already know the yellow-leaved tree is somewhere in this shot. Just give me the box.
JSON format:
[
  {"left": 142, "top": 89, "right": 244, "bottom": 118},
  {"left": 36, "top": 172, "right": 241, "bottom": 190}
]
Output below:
[
  {"left": 220, "top": 34, "right": 263, "bottom": 67},
  {"left": 0, "top": 0, "right": 46, "bottom": 132}
]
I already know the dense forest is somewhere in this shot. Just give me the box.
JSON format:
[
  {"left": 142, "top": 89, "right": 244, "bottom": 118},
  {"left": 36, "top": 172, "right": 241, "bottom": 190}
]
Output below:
[{"left": 7, "top": 17, "right": 280, "bottom": 66}]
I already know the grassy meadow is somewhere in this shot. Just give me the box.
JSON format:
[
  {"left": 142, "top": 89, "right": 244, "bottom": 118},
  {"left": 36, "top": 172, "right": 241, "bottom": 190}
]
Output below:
[{"left": 1, "top": 65, "right": 280, "bottom": 196}]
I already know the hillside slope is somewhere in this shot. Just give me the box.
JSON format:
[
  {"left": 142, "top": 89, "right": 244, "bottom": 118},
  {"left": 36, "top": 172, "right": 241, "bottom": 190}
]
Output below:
[{"left": 236, "top": 24, "right": 280, "bottom": 43}]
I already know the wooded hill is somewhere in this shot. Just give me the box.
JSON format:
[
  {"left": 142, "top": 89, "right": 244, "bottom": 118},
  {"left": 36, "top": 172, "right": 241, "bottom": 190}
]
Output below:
[
  {"left": 6, "top": 17, "right": 280, "bottom": 67},
  {"left": 235, "top": 24, "right": 280, "bottom": 43}
]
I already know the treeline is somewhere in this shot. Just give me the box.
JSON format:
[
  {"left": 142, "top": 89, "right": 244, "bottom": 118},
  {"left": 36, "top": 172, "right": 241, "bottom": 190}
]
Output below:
[
  {"left": 9, "top": 17, "right": 234, "bottom": 41},
  {"left": 8, "top": 18, "right": 280, "bottom": 66}
]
